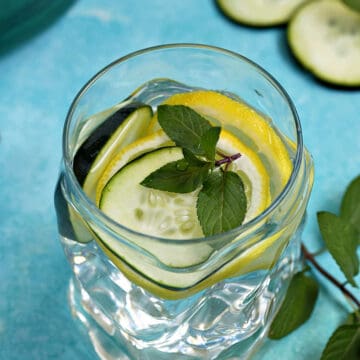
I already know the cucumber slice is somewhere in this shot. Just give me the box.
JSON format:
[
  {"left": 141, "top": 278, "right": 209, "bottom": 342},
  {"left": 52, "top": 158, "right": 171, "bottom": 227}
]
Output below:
[
  {"left": 216, "top": 0, "right": 307, "bottom": 27},
  {"left": 288, "top": 0, "right": 360, "bottom": 86},
  {"left": 99, "top": 146, "right": 214, "bottom": 267},
  {"left": 73, "top": 104, "right": 153, "bottom": 200},
  {"left": 74, "top": 104, "right": 144, "bottom": 185},
  {"left": 100, "top": 147, "right": 204, "bottom": 241},
  {"left": 69, "top": 104, "right": 152, "bottom": 243}
]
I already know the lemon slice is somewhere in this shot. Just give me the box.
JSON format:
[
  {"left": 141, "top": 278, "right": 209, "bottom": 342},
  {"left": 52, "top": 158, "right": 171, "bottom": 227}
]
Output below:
[{"left": 147, "top": 90, "right": 293, "bottom": 194}]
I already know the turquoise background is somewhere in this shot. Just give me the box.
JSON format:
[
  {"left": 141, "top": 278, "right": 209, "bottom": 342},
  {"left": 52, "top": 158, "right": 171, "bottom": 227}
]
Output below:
[{"left": 0, "top": 1, "right": 359, "bottom": 359}]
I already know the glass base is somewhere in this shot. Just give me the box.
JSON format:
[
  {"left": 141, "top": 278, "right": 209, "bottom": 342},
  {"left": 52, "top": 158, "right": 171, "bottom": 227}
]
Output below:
[
  {"left": 66, "top": 233, "right": 302, "bottom": 359},
  {"left": 68, "top": 277, "right": 270, "bottom": 360}
]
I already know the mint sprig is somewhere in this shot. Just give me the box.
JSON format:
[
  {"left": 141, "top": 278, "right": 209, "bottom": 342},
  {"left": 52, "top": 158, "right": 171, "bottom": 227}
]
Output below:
[
  {"left": 269, "top": 175, "right": 360, "bottom": 359},
  {"left": 141, "top": 104, "right": 246, "bottom": 236}
]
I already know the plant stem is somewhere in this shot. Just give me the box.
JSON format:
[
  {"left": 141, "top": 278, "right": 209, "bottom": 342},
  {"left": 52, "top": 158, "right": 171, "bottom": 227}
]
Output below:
[
  {"left": 215, "top": 152, "right": 241, "bottom": 167},
  {"left": 301, "top": 243, "right": 360, "bottom": 309}
]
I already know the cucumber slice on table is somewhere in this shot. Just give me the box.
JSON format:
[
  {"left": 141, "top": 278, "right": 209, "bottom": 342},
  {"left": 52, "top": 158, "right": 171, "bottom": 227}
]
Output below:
[
  {"left": 288, "top": 0, "right": 360, "bottom": 86},
  {"left": 216, "top": 0, "right": 307, "bottom": 26}
]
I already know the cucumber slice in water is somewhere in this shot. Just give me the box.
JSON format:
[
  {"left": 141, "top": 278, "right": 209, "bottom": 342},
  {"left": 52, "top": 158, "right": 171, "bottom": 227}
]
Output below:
[
  {"left": 100, "top": 147, "right": 204, "bottom": 244},
  {"left": 70, "top": 104, "right": 152, "bottom": 243},
  {"left": 288, "top": 0, "right": 360, "bottom": 86},
  {"left": 73, "top": 104, "right": 153, "bottom": 199},
  {"left": 216, "top": 0, "right": 307, "bottom": 26}
]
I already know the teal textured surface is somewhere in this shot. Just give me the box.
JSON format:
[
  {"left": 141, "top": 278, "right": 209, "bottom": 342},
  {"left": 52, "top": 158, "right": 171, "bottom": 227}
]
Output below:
[{"left": 0, "top": 1, "right": 359, "bottom": 359}]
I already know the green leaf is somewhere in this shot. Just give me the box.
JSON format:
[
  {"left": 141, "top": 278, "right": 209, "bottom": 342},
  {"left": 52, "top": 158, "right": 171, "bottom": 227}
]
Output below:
[
  {"left": 157, "top": 105, "right": 212, "bottom": 155},
  {"left": 182, "top": 148, "right": 208, "bottom": 167},
  {"left": 340, "top": 175, "right": 360, "bottom": 234},
  {"left": 141, "top": 158, "right": 211, "bottom": 193},
  {"left": 200, "top": 126, "right": 221, "bottom": 161},
  {"left": 317, "top": 211, "right": 359, "bottom": 287},
  {"left": 268, "top": 272, "right": 319, "bottom": 339},
  {"left": 344, "top": 311, "right": 360, "bottom": 325},
  {"left": 342, "top": 0, "right": 360, "bottom": 12},
  {"left": 321, "top": 324, "right": 360, "bottom": 360},
  {"left": 197, "top": 170, "right": 247, "bottom": 236}
]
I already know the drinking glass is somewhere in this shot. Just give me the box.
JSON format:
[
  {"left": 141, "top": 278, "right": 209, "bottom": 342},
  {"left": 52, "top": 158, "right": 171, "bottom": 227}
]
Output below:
[{"left": 54, "top": 44, "right": 314, "bottom": 360}]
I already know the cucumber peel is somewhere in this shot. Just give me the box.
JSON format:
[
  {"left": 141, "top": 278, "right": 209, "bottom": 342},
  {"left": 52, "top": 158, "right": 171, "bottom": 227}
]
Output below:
[
  {"left": 288, "top": 0, "right": 360, "bottom": 86},
  {"left": 216, "top": 0, "right": 307, "bottom": 27}
]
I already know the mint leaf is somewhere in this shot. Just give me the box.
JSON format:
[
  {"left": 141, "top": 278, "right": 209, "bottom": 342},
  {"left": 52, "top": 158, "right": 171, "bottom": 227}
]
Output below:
[
  {"left": 340, "top": 175, "right": 360, "bottom": 234},
  {"left": 197, "top": 170, "right": 247, "bottom": 236},
  {"left": 268, "top": 272, "right": 319, "bottom": 339},
  {"left": 317, "top": 211, "right": 359, "bottom": 287},
  {"left": 342, "top": 0, "right": 360, "bottom": 12},
  {"left": 200, "top": 126, "right": 221, "bottom": 161},
  {"left": 141, "top": 157, "right": 211, "bottom": 193},
  {"left": 344, "top": 311, "right": 360, "bottom": 325},
  {"left": 321, "top": 324, "right": 360, "bottom": 360},
  {"left": 182, "top": 148, "right": 208, "bottom": 167},
  {"left": 157, "top": 105, "right": 212, "bottom": 155}
]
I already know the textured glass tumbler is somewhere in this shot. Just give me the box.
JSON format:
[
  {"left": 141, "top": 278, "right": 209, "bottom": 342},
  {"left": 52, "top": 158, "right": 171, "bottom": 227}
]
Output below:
[{"left": 54, "top": 44, "right": 314, "bottom": 360}]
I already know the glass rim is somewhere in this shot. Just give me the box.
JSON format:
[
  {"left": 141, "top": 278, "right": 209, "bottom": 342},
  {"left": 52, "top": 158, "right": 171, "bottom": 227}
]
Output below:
[{"left": 62, "top": 42, "right": 304, "bottom": 245}]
